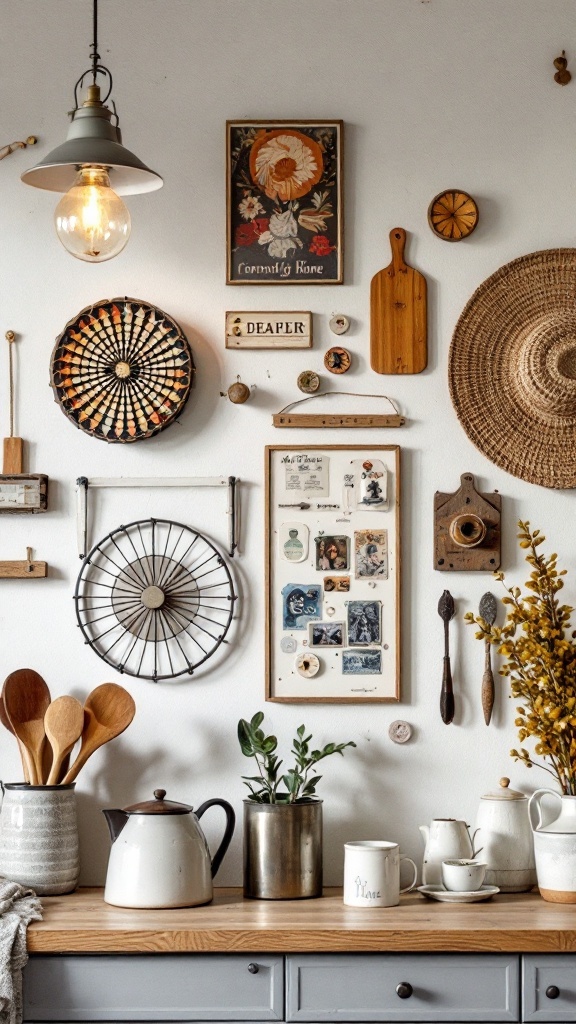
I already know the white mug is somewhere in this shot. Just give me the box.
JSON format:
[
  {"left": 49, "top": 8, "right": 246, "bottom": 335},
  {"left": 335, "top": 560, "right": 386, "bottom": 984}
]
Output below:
[{"left": 343, "top": 840, "right": 418, "bottom": 907}]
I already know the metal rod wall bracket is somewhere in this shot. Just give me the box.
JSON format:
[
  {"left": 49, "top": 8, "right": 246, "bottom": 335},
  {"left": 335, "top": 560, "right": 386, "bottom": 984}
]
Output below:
[{"left": 76, "top": 476, "right": 241, "bottom": 559}]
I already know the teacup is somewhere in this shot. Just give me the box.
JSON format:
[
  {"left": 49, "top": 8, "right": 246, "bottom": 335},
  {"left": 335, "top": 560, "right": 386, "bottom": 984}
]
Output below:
[{"left": 441, "top": 858, "right": 487, "bottom": 892}]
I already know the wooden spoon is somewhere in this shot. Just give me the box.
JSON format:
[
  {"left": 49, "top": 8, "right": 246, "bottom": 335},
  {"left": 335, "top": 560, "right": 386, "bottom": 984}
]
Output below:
[
  {"left": 479, "top": 592, "right": 498, "bottom": 725},
  {"left": 45, "top": 696, "right": 85, "bottom": 786},
  {"left": 62, "top": 683, "right": 136, "bottom": 785},
  {"left": 0, "top": 693, "right": 29, "bottom": 782},
  {"left": 3, "top": 669, "right": 51, "bottom": 784}
]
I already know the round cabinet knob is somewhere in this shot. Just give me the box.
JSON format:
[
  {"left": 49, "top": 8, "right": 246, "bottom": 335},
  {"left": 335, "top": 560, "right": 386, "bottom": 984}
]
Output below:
[
  {"left": 546, "top": 986, "right": 560, "bottom": 1000},
  {"left": 396, "top": 982, "right": 413, "bottom": 999},
  {"left": 248, "top": 963, "right": 259, "bottom": 975}
]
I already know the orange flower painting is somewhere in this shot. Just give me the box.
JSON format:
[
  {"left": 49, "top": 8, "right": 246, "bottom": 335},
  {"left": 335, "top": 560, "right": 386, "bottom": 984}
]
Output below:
[{"left": 227, "top": 120, "right": 342, "bottom": 284}]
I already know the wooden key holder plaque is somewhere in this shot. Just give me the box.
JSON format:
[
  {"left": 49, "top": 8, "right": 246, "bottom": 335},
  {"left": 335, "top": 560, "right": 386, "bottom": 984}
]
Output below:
[
  {"left": 434, "top": 473, "right": 501, "bottom": 572},
  {"left": 0, "top": 331, "right": 48, "bottom": 514}
]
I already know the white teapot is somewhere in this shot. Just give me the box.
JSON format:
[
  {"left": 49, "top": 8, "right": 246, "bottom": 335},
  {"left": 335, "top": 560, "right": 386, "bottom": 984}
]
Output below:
[
  {"left": 103, "top": 789, "right": 235, "bottom": 908},
  {"left": 474, "top": 777, "right": 535, "bottom": 892},
  {"left": 419, "top": 819, "right": 474, "bottom": 885}
]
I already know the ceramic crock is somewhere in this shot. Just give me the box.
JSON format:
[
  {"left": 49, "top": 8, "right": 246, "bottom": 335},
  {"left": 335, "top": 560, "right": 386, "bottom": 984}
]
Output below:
[
  {"left": 529, "top": 789, "right": 576, "bottom": 903},
  {"left": 474, "top": 777, "right": 536, "bottom": 892},
  {"left": 0, "top": 782, "right": 79, "bottom": 895},
  {"left": 103, "top": 788, "right": 235, "bottom": 909}
]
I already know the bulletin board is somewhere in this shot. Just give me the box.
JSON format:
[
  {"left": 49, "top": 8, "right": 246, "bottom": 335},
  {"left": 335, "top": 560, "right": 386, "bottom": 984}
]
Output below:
[{"left": 265, "top": 445, "right": 401, "bottom": 703}]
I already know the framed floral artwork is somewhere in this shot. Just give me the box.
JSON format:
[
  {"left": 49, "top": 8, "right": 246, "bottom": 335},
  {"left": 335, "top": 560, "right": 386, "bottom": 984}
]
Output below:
[{"left": 226, "top": 120, "right": 343, "bottom": 284}]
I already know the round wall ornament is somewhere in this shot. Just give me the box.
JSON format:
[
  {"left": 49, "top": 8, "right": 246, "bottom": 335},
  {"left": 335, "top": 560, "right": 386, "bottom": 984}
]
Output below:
[
  {"left": 50, "top": 298, "right": 194, "bottom": 443},
  {"left": 449, "top": 248, "right": 576, "bottom": 488},
  {"left": 427, "top": 189, "right": 479, "bottom": 241}
]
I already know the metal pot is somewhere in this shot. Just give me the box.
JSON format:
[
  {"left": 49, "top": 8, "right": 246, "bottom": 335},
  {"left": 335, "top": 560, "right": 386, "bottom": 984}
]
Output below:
[{"left": 243, "top": 799, "right": 322, "bottom": 900}]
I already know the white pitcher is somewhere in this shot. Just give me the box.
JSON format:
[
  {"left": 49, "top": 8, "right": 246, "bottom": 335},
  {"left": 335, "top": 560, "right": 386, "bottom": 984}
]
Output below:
[
  {"left": 529, "top": 789, "right": 576, "bottom": 903},
  {"left": 419, "top": 819, "right": 473, "bottom": 886}
]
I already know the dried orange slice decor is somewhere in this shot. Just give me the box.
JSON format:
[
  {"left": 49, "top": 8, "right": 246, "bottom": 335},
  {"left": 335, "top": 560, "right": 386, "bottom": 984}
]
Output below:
[{"left": 427, "top": 189, "right": 479, "bottom": 242}]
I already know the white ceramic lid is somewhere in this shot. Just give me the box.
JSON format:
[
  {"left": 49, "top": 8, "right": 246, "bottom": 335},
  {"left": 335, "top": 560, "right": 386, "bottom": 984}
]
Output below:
[{"left": 481, "top": 777, "right": 526, "bottom": 801}]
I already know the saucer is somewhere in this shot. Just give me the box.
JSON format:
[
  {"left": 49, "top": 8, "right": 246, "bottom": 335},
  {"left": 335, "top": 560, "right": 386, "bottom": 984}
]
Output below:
[{"left": 417, "top": 884, "right": 500, "bottom": 903}]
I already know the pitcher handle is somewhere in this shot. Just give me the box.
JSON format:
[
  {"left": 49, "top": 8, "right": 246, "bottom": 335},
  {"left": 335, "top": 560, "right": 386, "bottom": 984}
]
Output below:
[
  {"left": 399, "top": 856, "right": 418, "bottom": 894},
  {"left": 195, "top": 798, "right": 236, "bottom": 878},
  {"left": 528, "top": 788, "right": 562, "bottom": 831}
]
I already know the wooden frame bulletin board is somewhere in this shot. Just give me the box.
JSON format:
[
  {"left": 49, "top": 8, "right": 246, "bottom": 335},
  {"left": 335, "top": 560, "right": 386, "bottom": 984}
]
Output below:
[{"left": 265, "top": 445, "right": 401, "bottom": 703}]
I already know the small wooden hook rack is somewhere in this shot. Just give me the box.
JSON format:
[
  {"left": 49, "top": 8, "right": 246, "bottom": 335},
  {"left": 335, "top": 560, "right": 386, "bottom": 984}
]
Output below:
[{"left": 0, "top": 547, "right": 47, "bottom": 579}]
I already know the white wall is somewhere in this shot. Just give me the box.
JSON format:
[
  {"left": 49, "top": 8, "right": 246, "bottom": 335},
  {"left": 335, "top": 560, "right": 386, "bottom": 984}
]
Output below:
[{"left": 1, "top": 0, "right": 576, "bottom": 886}]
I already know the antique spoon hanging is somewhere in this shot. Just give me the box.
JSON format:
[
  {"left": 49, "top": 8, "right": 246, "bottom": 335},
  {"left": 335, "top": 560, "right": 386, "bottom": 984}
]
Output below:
[
  {"left": 479, "top": 592, "right": 498, "bottom": 725},
  {"left": 438, "top": 590, "right": 455, "bottom": 724}
]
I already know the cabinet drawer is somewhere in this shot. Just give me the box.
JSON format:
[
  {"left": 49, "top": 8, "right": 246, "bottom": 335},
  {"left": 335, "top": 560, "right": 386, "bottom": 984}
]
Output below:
[
  {"left": 286, "top": 953, "right": 520, "bottom": 1022},
  {"left": 523, "top": 955, "right": 576, "bottom": 1021},
  {"left": 24, "top": 955, "right": 284, "bottom": 1021}
]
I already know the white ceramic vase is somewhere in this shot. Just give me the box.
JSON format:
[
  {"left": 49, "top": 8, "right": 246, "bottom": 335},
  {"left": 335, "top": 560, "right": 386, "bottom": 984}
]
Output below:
[
  {"left": 0, "top": 783, "right": 79, "bottom": 895},
  {"left": 529, "top": 789, "right": 576, "bottom": 904},
  {"left": 474, "top": 778, "right": 536, "bottom": 892}
]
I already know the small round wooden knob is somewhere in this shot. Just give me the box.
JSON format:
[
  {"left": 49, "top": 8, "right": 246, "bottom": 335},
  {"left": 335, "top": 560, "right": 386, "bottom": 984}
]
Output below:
[
  {"left": 248, "top": 963, "right": 259, "bottom": 974},
  {"left": 500, "top": 778, "right": 510, "bottom": 788},
  {"left": 154, "top": 789, "right": 167, "bottom": 801},
  {"left": 546, "top": 986, "right": 560, "bottom": 1000},
  {"left": 396, "top": 982, "right": 413, "bottom": 999}
]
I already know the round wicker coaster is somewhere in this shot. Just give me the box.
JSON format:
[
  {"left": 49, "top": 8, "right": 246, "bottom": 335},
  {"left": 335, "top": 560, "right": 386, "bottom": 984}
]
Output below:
[{"left": 449, "top": 248, "right": 576, "bottom": 489}]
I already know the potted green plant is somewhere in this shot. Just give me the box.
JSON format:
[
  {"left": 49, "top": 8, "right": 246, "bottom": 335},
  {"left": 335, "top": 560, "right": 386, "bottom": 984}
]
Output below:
[{"left": 238, "top": 711, "right": 356, "bottom": 899}]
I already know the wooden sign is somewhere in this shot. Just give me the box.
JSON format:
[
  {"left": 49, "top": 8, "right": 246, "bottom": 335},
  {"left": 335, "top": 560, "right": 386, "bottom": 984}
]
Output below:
[
  {"left": 434, "top": 473, "right": 501, "bottom": 572},
  {"left": 226, "top": 312, "right": 312, "bottom": 349}
]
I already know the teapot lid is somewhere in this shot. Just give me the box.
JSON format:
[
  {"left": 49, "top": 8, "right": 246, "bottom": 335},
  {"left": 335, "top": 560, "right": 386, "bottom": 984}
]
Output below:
[
  {"left": 481, "top": 777, "right": 526, "bottom": 801},
  {"left": 123, "top": 789, "right": 193, "bottom": 815}
]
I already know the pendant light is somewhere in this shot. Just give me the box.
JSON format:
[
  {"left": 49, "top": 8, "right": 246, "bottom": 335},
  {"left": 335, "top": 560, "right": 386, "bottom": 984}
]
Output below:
[{"left": 21, "top": 0, "right": 162, "bottom": 262}]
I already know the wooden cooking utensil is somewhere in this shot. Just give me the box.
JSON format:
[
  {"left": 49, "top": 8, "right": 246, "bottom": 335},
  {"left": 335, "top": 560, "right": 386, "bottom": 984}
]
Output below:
[
  {"left": 438, "top": 590, "right": 455, "bottom": 725},
  {"left": 62, "top": 683, "right": 136, "bottom": 785},
  {"left": 3, "top": 669, "right": 51, "bottom": 785},
  {"left": 370, "top": 227, "right": 427, "bottom": 374},
  {"left": 479, "top": 592, "right": 498, "bottom": 725},
  {"left": 45, "top": 696, "right": 85, "bottom": 786},
  {"left": 0, "top": 693, "right": 29, "bottom": 782}
]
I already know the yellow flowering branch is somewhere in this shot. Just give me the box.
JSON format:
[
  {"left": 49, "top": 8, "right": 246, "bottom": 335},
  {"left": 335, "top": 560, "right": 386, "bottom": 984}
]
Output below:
[{"left": 464, "top": 521, "right": 576, "bottom": 795}]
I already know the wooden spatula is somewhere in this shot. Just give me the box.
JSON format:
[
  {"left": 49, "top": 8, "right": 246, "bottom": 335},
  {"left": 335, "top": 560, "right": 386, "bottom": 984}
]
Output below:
[
  {"left": 45, "top": 696, "right": 85, "bottom": 786},
  {"left": 370, "top": 227, "right": 427, "bottom": 374},
  {"left": 3, "top": 669, "right": 51, "bottom": 784},
  {"left": 62, "top": 683, "right": 136, "bottom": 785}
]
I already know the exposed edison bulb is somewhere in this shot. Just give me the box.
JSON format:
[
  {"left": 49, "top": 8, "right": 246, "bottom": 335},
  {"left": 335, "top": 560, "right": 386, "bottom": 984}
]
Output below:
[{"left": 54, "top": 167, "right": 131, "bottom": 262}]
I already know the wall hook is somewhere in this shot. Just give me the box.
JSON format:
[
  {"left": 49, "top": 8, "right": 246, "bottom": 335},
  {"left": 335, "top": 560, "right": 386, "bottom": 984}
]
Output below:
[{"left": 554, "top": 51, "right": 571, "bottom": 85}]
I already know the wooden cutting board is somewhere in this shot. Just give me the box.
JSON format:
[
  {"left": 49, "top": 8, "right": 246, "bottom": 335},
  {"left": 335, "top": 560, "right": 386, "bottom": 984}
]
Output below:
[{"left": 370, "top": 227, "right": 427, "bottom": 374}]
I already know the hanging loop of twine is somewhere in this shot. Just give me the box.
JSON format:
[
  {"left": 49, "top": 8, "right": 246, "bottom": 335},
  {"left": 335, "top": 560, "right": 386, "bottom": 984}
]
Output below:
[{"left": 277, "top": 391, "right": 401, "bottom": 415}]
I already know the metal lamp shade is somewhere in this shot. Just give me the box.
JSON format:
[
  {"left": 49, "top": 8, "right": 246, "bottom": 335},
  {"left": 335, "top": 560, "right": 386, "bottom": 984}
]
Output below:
[{"left": 21, "top": 105, "right": 162, "bottom": 195}]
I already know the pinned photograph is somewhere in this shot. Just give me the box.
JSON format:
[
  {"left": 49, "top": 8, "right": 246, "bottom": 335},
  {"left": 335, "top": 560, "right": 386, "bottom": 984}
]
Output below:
[
  {"left": 315, "top": 535, "right": 349, "bottom": 571},
  {"left": 347, "top": 600, "right": 381, "bottom": 646},
  {"left": 279, "top": 521, "right": 309, "bottom": 563},
  {"left": 354, "top": 530, "right": 388, "bottom": 579},
  {"left": 309, "top": 621, "right": 345, "bottom": 647},
  {"left": 342, "top": 649, "right": 382, "bottom": 675},
  {"left": 282, "top": 583, "right": 322, "bottom": 630},
  {"left": 323, "top": 575, "right": 350, "bottom": 593}
]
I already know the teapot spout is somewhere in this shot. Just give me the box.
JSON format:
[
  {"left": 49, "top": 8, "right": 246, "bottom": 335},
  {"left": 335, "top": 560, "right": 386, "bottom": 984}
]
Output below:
[
  {"left": 419, "top": 824, "right": 430, "bottom": 846},
  {"left": 102, "top": 809, "right": 128, "bottom": 843}
]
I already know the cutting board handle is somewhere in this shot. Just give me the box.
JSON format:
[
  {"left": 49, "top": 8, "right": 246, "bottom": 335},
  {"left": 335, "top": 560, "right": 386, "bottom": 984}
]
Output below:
[{"left": 389, "top": 227, "right": 407, "bottom": 272}]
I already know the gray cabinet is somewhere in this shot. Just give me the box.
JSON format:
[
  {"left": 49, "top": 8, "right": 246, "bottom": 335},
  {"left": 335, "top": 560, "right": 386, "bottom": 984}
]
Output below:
[
  {"left": 523, "top": 956, "right": 576, "bottom": 1022},
  {"left": 286, "top": 954, "right": 520, "bottom": 1022},
  {"left": 23, "top": 955, "right": 284, "bottom": 1021},
  {"left": 24, "top": 951, "right": 576, "bottom": 1024}
]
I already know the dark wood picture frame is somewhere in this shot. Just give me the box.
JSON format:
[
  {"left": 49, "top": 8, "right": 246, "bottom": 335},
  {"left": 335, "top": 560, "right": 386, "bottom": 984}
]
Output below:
[
  {"left": 265, "top": 444, "right": 401, "bottom": 703},
  {"left": 227, "top": 120, "right": 343, "bottom": 285}
]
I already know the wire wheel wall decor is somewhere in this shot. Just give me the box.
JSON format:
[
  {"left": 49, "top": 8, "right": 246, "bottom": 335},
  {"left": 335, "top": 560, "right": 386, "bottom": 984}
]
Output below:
[
  {"left": 51, "top": 298, "right": 194, "bottom": 443},
  {"left": 75, "top": 519, "right": 236, "bottom": 681}
]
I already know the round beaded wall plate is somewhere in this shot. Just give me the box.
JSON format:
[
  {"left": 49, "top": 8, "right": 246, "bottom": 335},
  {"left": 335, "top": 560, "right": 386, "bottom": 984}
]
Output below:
[{"left": 50, "top": 297, "right": 194, "bottom": 443}]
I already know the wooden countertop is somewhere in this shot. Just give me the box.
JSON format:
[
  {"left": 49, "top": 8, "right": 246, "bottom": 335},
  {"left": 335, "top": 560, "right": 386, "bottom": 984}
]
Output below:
[{"left": 26, "top": 887, "right": 576, "bottom": 954}]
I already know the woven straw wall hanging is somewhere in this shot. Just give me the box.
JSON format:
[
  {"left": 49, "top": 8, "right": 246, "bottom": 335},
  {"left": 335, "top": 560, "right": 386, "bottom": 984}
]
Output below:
[
  {"left": 50, "top": 298, "right": 194, "bottom": 443},
  {"left": 449, "top": 248, "right": 576, "bottom": 489}
]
